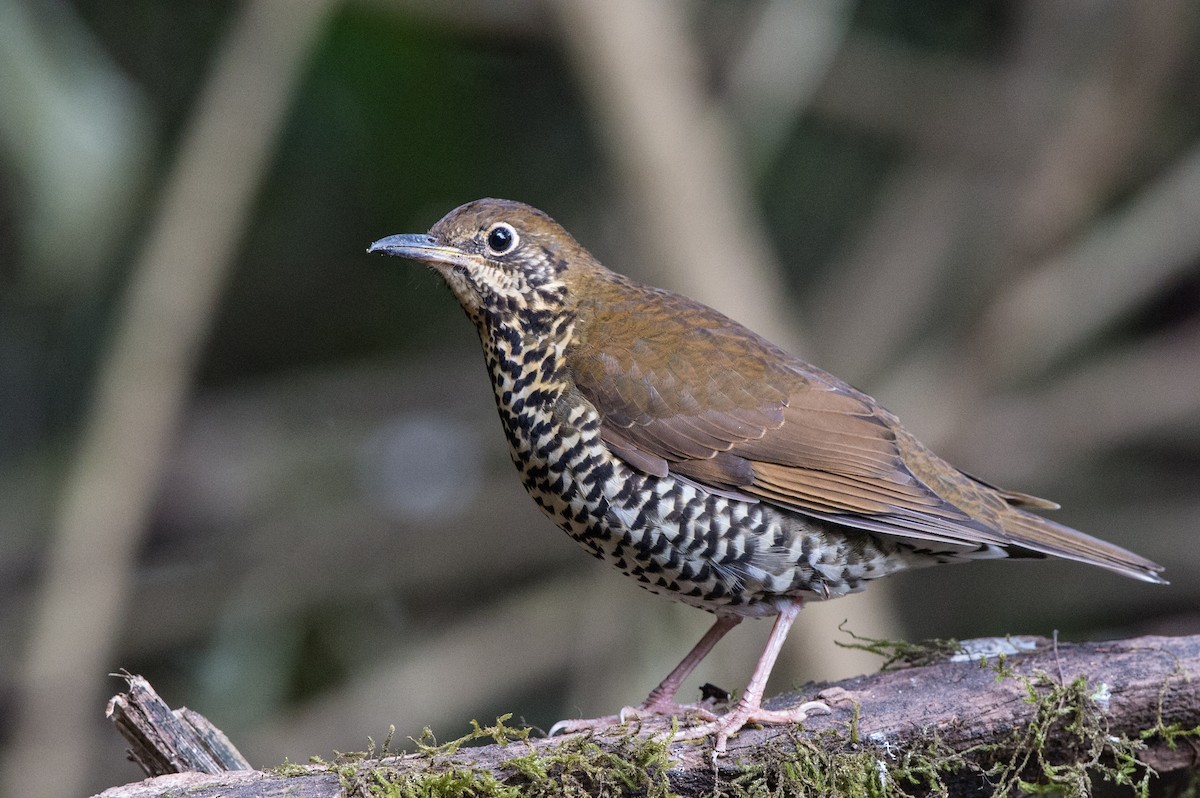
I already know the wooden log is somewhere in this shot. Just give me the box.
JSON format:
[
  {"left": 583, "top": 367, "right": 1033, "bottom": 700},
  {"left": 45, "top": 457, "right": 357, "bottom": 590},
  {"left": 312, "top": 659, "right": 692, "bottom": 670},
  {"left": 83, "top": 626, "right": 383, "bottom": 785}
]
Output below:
[
  {"left": 105, "top": 672, "right": 251, "bottom": 776},
  {"left": 95, "top": 634, "right": 1200, "bottom": 797}
]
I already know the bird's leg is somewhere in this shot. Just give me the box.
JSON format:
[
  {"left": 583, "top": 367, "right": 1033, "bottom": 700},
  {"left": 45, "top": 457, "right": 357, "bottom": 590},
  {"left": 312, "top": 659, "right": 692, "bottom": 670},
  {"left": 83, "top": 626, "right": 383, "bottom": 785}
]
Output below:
[
  {"left": 624, "top": 614, "right": 742, "bottom": 719},
  {"left": 548, "top": 614, "right": 741, "bottom": 736},
  {"left": 673, "top": 599, "right": 832, "bottom": 754}
]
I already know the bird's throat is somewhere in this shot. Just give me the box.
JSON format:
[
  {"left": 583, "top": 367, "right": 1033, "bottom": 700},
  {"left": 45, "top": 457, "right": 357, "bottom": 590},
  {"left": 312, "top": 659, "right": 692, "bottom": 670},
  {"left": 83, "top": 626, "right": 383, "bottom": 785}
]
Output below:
[{"left": 479, "top": 307, "right": 580, "bottom": 469}]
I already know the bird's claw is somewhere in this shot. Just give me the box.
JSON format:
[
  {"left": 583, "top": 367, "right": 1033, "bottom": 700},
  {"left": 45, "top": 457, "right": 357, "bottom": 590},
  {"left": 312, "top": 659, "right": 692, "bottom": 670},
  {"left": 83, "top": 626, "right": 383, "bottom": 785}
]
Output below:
[
  {"left": 548, "top": 715, "right": 619, "bottom": 737},
  {"left": 548, "top": 700, "right": 719, "bottom": 737},
  {"left": 671, "top": 699, "right": 833, "bottom": 754},
  {"left": 551, "top": 693, "right": 839, "bottom": 758}
]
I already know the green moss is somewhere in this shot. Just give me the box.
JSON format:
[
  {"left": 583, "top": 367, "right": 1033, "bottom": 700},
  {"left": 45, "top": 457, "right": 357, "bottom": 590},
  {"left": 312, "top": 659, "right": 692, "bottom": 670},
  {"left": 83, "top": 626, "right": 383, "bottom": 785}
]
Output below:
[
  {"left": 268, "top": 758, "right": 312, "bottom": 777},
  {"left": 410, "top": 714, "right": 531, "bottom": 757},
  {"left": 981, "top": 668, "right": 1151, "bottom": 797},
  {"left": 708, "top": 727, "right": 973, "bottom": 798},
  {"left": 502, "top": 730, "right": 675, "bottom": 797},
  {"left": 331, "top": 715, "right": 672, "bottom": 798},
  {"left": 1142, "top": 717, "right": 1200, "bottom": 751},
  {"left": 368, "top": 766, "right": 522, "bottom": 798},
  {"left": 1139, "top": 666, "right": 1200, "bottom": 756},
  {"left": 712, "top": 658, "right": 1169, "bottom": 798},
  {"left": 824, "top": 629, "right": 1193, "bottom": 797},
  {"left": 296, "top": 644, "right": 1198, "bottom": 797},
  {"left": 834, "top": 621, "right": 965, "bottom": 670}
]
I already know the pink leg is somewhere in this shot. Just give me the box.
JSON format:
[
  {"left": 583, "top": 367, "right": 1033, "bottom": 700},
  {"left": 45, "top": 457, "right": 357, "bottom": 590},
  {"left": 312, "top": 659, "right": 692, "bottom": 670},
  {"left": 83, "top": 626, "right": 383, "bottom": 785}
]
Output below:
[
  {"left": 549, "top": 614, "right": 742, "bottom": 736},
  {"left": 639, "top": 614, "right": 741, "bottom": 709},
  {"left": 675, "top": 599, "right": 831, "bottom": 753}
]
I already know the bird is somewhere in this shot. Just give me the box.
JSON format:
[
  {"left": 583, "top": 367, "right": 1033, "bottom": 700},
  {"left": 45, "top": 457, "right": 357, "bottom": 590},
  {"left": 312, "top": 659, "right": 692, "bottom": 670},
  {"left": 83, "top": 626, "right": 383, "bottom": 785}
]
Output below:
[{"left": 368, "top": 198, "right": 1166, "bottom": 753}]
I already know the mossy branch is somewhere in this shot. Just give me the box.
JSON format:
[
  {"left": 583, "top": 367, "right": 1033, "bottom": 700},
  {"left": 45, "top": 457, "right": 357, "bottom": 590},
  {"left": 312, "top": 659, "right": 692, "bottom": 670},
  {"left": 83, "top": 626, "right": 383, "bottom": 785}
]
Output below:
[{"left": 96, "top": 633, "right": 1200, "bottom": 798}]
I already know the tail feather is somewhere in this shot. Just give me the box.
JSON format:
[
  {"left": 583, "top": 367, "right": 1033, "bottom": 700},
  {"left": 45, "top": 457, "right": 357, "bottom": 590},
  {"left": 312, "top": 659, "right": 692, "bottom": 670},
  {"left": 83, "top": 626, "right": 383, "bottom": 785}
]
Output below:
[{"left": 999, "top": 508, "right": 1167, "bottom": 584}]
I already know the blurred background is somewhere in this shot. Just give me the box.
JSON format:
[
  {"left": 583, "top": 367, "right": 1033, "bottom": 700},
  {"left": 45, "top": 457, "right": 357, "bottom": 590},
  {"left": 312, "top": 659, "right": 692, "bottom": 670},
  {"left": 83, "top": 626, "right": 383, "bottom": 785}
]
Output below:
[{"left": 1, "top": 0, "right": 1198, "bottom": 794}]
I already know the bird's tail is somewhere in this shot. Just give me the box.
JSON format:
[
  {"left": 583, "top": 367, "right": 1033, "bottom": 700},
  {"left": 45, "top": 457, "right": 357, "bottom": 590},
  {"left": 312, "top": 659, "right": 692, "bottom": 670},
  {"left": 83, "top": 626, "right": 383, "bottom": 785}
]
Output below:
[{"left": 999, "top": 507, "right": 1167, "bottom": 584}]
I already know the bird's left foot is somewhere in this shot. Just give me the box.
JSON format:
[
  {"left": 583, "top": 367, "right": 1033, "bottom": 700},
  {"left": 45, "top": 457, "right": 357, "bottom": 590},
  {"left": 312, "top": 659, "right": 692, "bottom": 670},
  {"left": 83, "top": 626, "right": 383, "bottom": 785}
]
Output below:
[
  {"left": 547, "top": 700, "right": 718, "bottom": 737},
  {"left": 672, "top": 699, "right": 834, "bottom": 754}
]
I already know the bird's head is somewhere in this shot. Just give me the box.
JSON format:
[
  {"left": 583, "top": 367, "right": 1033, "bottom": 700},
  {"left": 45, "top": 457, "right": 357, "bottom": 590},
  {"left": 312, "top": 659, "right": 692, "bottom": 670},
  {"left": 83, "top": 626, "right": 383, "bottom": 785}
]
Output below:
[{"left": 369, "top": 198, "right": 593, "bottom": 325}]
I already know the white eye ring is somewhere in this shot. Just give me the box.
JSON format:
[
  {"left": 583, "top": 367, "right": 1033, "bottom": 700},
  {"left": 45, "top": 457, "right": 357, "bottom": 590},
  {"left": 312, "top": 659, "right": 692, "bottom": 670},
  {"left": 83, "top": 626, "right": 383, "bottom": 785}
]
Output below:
[{"left": 485, "top": 222, "right": 519, "bottom": 255}]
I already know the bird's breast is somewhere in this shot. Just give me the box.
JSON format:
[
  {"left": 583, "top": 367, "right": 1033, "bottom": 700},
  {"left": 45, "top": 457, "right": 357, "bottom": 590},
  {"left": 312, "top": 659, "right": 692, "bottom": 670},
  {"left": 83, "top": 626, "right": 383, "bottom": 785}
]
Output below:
[{"left": 478, "top": 324, "right": 915, "bottom": 614}]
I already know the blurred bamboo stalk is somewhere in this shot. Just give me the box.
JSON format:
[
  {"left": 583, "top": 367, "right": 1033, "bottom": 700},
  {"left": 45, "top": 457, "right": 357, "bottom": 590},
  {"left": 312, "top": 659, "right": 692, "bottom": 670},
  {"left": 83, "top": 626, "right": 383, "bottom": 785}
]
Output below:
[
  {"left": 980, "top": 142, "right": 1200, "bottom": 384},
  {"left": 958, "top": 319, "right": 1200, "bottom": 484},
  {"left": 808, "top": 163, "right": 969, "bottom": 383},
  {"left": 0, "top": 0, "right": 151, "bottom": 295},
  {"left": 549, "top": 0, "right": 801, "bottom": 352},
  {"left": 3, "top": 1, "right": 336, "bottom": 795},
  {"left": 835, "top": 0, "right": 1196, "bottom": 459},
  {"left": 722, "top": 0, "right": 855, "bottom": 176},
  {"left": 1006, "top": 0, "right": 1194, "bottom": 259}
]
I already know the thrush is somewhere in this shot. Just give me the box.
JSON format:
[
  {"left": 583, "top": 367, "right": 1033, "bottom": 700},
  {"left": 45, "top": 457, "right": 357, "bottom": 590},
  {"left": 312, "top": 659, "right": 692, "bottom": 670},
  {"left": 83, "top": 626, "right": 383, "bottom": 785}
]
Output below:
[{"left": 369, "top": 198, "right": 1166, "bottom": 753}]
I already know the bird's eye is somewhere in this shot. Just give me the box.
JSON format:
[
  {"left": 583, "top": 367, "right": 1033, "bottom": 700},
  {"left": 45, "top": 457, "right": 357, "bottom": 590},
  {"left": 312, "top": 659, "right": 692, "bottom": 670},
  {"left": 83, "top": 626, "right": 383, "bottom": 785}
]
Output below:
[{"left": 485, "top": 223, "right": 519, "bottom": 255}]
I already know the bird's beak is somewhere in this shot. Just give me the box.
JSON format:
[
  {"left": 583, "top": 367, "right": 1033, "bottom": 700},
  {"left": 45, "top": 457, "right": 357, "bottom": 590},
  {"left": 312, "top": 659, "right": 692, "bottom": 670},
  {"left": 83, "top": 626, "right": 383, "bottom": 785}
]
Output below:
[{"left": 367, "top": 234, "right": 474, "bottom": 269}]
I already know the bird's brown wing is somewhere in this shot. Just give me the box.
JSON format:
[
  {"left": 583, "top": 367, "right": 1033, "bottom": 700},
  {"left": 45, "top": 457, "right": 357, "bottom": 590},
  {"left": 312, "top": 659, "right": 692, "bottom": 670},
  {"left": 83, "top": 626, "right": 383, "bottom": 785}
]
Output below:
[{"left": 568, "top": 277, "right": 1165, "bottom": 582}]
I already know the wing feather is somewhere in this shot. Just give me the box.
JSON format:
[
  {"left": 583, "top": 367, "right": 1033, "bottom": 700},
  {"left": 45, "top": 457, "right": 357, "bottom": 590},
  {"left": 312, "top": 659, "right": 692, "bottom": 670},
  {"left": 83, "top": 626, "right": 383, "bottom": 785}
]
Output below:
[{"left": 567, "top": 270, "right": 1165, "bottom": 583}]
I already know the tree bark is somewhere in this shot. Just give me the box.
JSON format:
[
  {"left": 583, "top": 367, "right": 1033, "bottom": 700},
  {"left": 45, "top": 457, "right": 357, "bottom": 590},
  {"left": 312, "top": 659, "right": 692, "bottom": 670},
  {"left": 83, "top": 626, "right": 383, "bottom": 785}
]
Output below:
[{"left": 96, "top": 634, "right": 1200, "bottom": 797}]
